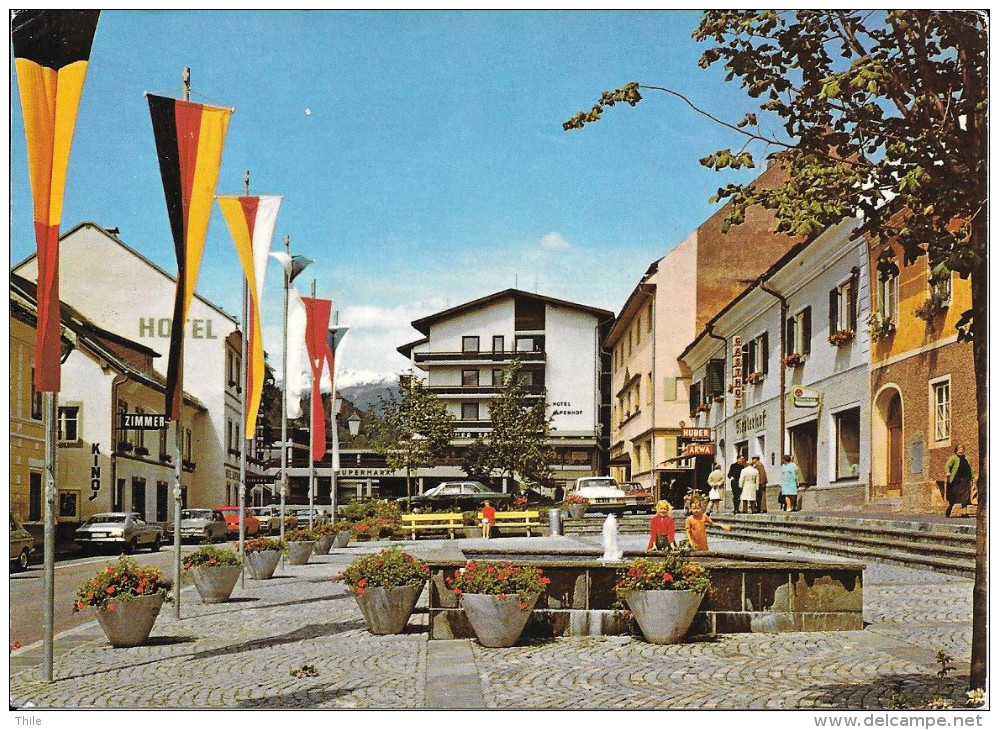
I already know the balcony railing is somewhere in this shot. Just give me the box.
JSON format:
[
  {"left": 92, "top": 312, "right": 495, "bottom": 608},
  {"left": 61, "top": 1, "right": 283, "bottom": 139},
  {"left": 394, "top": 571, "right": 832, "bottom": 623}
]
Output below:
[
  {"left": 413, "top": 349, "right": 546, "bottom": 364},
  {"left": 426, "top": 383, "right": 544, "bottom": 396}
]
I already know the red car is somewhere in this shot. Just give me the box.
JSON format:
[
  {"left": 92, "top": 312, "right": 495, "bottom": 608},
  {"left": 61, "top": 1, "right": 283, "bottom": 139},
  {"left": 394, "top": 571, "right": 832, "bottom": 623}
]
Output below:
[{"left": 215, "top": 506, "right": 260, "bottom": 537}]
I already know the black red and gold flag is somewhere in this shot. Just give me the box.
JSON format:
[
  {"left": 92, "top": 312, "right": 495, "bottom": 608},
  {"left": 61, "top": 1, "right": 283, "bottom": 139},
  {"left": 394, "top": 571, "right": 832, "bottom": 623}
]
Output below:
[
  {"left": 12, "top": 10, "right": 100, "bottom": 391},
  {"left": 147, "top": 94, "right": 232, "bottom": 420}
]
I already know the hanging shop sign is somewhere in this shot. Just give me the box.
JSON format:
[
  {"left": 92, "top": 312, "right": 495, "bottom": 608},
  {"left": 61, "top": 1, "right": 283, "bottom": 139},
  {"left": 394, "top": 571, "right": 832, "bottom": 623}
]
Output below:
[
  {"left": 683, "top": 442, "right": 716, "bottom": 457},
  {"left": 681, "top": 427, "right": 712, "bottom": 441},
  {"left": 792, "top": 386, "right": 820, "bottom": 408}
]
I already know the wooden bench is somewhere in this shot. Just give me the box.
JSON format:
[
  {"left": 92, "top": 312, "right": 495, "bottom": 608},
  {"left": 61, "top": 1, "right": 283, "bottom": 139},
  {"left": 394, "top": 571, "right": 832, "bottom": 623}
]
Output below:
[
  {"left": 491, "top": 510, "right": 542, "bottom": 537},
  {"left": 401, "top": 513, "right": 464, "bottom": 540}
]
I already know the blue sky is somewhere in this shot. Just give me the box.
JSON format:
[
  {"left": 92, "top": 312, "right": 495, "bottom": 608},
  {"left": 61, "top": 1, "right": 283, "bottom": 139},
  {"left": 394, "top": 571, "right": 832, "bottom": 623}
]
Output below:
[{"left": 10, "top": 10, "right": 772, "bottom": 385}]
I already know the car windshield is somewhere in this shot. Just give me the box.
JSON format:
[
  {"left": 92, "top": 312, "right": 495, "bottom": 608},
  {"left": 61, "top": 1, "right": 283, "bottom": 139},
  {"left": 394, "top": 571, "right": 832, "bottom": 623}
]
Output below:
[
  {"left": 581, "top": 479, "right": 617, "bottom": 488},
  {"left": 85, "top": 514, "right": 127, "bottom": 524},
  {"left": 181, "top": 510, "right": 212, "bottom": 520}
]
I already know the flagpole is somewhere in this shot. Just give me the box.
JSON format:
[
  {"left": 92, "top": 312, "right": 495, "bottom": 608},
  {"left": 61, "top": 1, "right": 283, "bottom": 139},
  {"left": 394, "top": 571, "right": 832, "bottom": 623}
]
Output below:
[
  {"left": 42, "top": 392, "right": 57, "bottom": 682},
  {"left": 331, "top": 311, "right": 339, "bottom": 522},
  {"left": 280, "top": 235, "right": 289, "bottom": 545},
  {"left": 238, "top": 170, "right": 250, "bottom": 588},
  {"left": 172, "top": 66, "right": 192, "bottom": 621},
  {"left": 308, "top": 280, "right": 318, "bottom": 529}
]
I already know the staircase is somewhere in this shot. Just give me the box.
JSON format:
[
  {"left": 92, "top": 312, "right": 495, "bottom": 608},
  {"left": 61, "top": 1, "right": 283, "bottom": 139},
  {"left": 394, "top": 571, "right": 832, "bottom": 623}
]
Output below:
[{"left": 563, "top": 512, "right": 977, "bottom": 577}]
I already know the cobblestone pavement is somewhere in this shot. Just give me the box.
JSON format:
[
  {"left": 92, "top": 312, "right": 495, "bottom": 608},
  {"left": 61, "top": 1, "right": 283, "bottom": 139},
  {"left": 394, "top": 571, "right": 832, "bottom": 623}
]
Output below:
[{"left": 9, "top": 535, "right": 975, "bottom": 710}]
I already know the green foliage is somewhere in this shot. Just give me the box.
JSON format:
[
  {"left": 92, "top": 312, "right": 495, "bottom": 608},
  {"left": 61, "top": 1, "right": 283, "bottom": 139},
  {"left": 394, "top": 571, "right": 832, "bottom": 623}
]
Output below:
[
  {"left": 335, "top": 548, "right": 430, "bottom": 595},
  {"left": 285, "top": 528, "right": 318, "bottom": 542},
  {"left": 461, "top": 360, "right": 555, "bottom": 487},
  {"left": 615, "top": 548, "right": 712, "bottom": 596},
  {"left": 936, "top": 650, "right": 956, "bottom": 678},
  {"left": 371, "top": 375, "right": 455, "bottom": 508},
  {"left": 243, "top": 537, "right": 286, "bottom": 554},
  {"left": 74, "top": 555, "right": 172, "bottom": 612},
  {"left": 446, "top": 560, "right": 551, "bottom": 610},
  {"left": 689, "top": 10, "right": 985, "bottom": 336},
  {"left": 336, "top": 500, "right": 402, "bottom": 538},
  {"left": 183, "top": 544, "right": 241, "bottom": 570}
]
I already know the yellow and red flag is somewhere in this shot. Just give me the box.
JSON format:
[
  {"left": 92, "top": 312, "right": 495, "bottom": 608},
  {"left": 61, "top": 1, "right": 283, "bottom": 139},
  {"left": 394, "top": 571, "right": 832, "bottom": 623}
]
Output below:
[
  {"left": 217, "top": 194, "right": 282, "bottom": 438},
  {"left": 147, "top": 94, "right": 232, "bottom": 420},
  {"left": 302, "top": 297, "right": 333, "bottom": 460},
  {"left": 12, "top": 10, "right": 100, "bottom": 391}
]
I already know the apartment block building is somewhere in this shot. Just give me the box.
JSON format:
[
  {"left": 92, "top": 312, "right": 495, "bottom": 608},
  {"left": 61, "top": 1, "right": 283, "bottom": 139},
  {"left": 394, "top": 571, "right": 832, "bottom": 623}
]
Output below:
[{"left": 398, "top": 289, "right": 613, "bottom": 494}]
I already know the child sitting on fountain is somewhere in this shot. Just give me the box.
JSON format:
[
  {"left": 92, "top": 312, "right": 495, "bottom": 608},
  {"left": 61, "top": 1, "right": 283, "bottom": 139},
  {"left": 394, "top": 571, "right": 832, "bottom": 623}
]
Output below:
[
  {"left": 646, "top": 500, "right": 676, "bottom": 552},
  {"left": 480, "top": 500, "right": 496, "bottom": 539},
  {"left": 684, "top": 496, "right": 731, "bottom": 551}
]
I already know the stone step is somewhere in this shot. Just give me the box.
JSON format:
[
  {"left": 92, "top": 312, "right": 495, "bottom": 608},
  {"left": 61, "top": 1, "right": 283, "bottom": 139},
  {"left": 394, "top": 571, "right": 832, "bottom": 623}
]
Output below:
[{"left": 562, "top": 513, "right": 977, "bottom": 577}]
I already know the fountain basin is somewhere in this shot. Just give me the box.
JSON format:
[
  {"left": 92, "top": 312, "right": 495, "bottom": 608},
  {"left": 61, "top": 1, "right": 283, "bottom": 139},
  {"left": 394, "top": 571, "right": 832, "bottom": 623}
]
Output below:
[{"left": 426, "top": 548, "right": 864, "bottom": 640}]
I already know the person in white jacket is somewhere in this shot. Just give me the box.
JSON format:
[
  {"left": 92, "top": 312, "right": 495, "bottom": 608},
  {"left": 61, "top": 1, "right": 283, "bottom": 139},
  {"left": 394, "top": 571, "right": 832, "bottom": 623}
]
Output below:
[
  {"left": 739, "top": 462, "right": 759, "bottom": 514},
  {"left": 706, "top": 464, "right": 725, "bottom": 515}
]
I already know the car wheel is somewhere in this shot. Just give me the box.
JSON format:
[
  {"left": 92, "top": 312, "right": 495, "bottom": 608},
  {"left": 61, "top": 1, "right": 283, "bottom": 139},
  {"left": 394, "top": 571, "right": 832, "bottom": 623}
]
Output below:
[{"left": 16, "top": 549, "right": 30, "bottom": 571}]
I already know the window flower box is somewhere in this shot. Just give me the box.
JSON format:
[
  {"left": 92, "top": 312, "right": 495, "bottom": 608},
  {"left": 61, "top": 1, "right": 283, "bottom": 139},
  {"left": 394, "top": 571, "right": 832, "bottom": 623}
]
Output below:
[
  {"left": 117, "top": 441, "right": 133, "bottom": 453},
  {"left": 828, "top": 330, "right": 855, "bottom": 347},
  {"left": 868, "top": 313, "right": 896, "bottom": 341},
  {"left": 135, "top": 446, "right": 150, "bottom": 456},
  {"left": 694, "top": 404, "right": 709, "bottom": 415},
  {"left": 782, "top": 352, "right": 804, "bottom": 368},
  {"left": 745, "top": 372, "right": 764, "bottom": 385}
]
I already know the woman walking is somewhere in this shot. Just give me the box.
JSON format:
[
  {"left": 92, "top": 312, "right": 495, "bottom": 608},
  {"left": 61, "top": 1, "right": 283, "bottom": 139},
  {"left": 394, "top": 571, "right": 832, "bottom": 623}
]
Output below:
[
  {"left": 944, "top": 445, "right": 974, "bottom": 518},
  {"left": 779, "top": 455, "right": 799, "bottom": 512},
  {"left": 706, "top": 463, "right": 724, "bottom": 515}
]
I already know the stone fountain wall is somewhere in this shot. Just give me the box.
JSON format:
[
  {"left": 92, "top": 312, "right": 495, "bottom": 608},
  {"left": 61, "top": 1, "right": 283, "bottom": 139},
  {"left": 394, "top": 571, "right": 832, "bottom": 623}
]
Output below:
[{"left": 425, "top": 551, "right": 864, "bottom": 640}]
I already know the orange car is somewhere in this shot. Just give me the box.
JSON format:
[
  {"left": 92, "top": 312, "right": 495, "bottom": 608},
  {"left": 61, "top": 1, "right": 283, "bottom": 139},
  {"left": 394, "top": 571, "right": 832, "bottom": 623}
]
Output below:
[{"left": 215, "top": 506, "right": 260, "bottom": 537}]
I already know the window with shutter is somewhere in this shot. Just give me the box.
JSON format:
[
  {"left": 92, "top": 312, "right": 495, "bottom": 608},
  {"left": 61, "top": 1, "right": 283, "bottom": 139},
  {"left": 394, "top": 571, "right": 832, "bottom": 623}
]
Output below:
[
  {"left": 829, "top": 288, "right": 838, "bottom": 333},
  {"left": 786, "top": 317, "right": 796, "bottom": 353},
  {"left": 744, "top": 343, "right": 753, "bottom": 375},
  {"left": 760, "top": 333, "right": 769, "bottom": 374},
  {"left": 663, "top": 377, "right": 677, "bottom": 401},
  {"left": 707, "top": 359, "right": 724, "bottom": 396},
  {"left": 802, "top": 307, "right": 812, "bottom": 354},
  {"left": 689, "top": 381, "right": 701, "bottom": 416}
]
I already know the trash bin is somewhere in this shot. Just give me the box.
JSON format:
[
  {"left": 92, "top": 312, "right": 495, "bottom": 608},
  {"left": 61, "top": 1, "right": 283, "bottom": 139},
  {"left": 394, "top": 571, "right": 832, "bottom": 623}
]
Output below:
[{"left": 549, "top": 507, "right": 562, "bottom": 537}]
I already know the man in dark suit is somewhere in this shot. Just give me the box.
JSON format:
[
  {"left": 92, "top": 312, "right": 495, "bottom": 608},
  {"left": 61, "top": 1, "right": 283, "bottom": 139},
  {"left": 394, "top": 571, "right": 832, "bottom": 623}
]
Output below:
[{"left": 727, "top": 455, "right": 747, "bottom": 513}]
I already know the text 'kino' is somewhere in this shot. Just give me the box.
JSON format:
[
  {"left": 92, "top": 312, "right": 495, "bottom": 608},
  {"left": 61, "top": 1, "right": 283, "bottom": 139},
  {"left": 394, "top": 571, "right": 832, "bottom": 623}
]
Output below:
[{"left": 137, "top": 317, "right": 219, "bottom": 339}]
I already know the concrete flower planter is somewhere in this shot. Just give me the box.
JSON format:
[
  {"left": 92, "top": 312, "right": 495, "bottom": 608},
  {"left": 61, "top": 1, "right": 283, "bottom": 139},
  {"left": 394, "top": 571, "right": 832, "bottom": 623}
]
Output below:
[
  {"left": 287, "top": 541, "right": 317, "bottom": 565},
  {"left": 95, "top": 593, "right": 165, "bottom": 648},
  {"left": 461, "top": 592, "right": 540, "bottom": 648},
  {"left": 244, "top": 550, "right": 282, "bottom": 580},
  {"left": 190, "top": 564, "right": 242, "bottom": 603},
  {"left": 567, "top": 504, "right": 587, "bottom": 520},
  {"left": 333, "top": 531, "right": 351, "bottom": 548},
  {"left": 353, "top": 583, "right": 424, "bottom": 635},
  {"left": 621, "top": 589, "right": 703, "bottom": 644},
  {"left": 314, "top": 534, "right": 336, "bottom": 555}
]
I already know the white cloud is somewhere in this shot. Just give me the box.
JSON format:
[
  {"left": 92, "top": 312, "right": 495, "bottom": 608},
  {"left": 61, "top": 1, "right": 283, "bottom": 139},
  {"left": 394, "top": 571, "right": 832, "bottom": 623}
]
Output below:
[{"left": 540, "top": 232, "right": 570, "bottom": 251}]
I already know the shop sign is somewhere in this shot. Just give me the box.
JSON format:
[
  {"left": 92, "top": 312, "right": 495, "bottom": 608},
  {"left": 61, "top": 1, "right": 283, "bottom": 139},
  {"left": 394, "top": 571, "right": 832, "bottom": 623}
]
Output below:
[
  {"left": 735, "top": 411, "right": 767, "bottom": 436},
  {"left": 681, "top": 427, "right": 712, "bottom": 441},
  {"left": 121, "top": 412, "right": 168, "bottom": 429},
  {"left": 732, "top": 335, "right": 743, "bottom": 409},
  {"left": 683, "top": 442, "right": 716, "bottom": 457},
  {"left": 792, "top": 387, "right": 820, "bottom": 408},
  {"left": 339, "top": 468, "right": 391, "bottom": 477},
  {"left": 90, "top": 443, "right": 101, "bottom": 501}
]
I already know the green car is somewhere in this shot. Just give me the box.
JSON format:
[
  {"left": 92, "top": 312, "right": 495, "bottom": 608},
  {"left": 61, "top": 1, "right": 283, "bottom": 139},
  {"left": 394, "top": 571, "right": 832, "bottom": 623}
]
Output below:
[{"left": 399, "top": 481, "right": 512, "bottom": 512}]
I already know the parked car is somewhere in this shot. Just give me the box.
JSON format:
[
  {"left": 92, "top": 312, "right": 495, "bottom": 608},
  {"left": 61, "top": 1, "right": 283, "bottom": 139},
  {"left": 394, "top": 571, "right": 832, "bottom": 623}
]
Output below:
[
  {"left": 248, "top": 505, "right": 297, "bottom": 534},
  {"left": 174, "top": 508, "right": 228, "bottom": 543},
  {"left": 215, "top": 506, "right": 261, "bottom": 537},
  {"left": 10, "top": 512, "right": 34, "bottom": 571},
  {"left": 397, "top": 481, "right": 512, "bottom": 512},
  {"left": 74, "top": 512, "right": 163, "bottom": 554}
]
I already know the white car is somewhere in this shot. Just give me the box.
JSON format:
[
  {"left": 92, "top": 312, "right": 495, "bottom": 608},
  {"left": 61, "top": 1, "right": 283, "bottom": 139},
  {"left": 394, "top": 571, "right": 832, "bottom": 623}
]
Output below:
[{"left": 74, "top": 512, "right": 163, "bottom": 554}]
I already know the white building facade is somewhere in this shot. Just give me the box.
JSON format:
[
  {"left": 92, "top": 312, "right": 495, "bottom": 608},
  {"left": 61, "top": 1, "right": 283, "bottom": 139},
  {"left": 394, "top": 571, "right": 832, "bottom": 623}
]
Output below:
[
  {"left": 399, "top": 289, "right": 613, "bottom": 494},
  {"left": 680, "top": 217, "right": 872, "bottom": 510},
  {"left": 14, "top": 222, "right": 259, "bottom": 508}
]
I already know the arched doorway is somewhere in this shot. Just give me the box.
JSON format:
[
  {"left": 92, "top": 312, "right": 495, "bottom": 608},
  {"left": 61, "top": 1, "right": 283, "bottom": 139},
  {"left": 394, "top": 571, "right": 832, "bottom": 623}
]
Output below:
[{"left": 885, "top": 393, "right": 903, "bottom": 497}]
